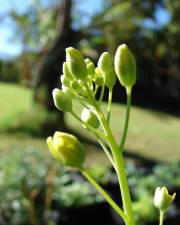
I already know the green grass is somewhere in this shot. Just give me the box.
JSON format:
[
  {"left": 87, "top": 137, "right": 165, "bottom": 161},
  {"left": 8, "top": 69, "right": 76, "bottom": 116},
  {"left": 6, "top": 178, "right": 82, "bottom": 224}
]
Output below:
[
  {"left": 0, "top": 82, "right": 32, "bottom": 129},
  {"left": 0, "top": 82, "right": 180, "bottom": 162},
  {"left": 0, "top": 82, "right": 58, "bottom": 136},
  {"left": 66, "top": 100, "right": 180, "bottom": 162}
]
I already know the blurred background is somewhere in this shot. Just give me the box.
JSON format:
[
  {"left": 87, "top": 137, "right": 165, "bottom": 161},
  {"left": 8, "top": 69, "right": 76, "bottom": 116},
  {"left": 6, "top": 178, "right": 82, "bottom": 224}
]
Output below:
[{"left": 0, "top": 0, "right": 179, "bottom": 225}]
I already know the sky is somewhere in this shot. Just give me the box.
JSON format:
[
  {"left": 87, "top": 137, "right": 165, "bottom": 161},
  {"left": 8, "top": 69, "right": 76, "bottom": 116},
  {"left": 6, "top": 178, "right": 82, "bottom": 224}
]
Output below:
[
  {"left": 0, "top": 0, "right": 170, "bottom": 60},
  {"left": 0, "top": 0, "right": 104, "bottom": 59}
]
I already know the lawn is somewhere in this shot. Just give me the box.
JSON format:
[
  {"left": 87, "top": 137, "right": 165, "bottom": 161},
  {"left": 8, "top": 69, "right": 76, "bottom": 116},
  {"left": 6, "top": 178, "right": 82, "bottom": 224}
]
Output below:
[
  {"left": 0, "top": 82, "right": 32, "bottom": 129},
  {"left": 0, "top": 82, "right": 180, "bottom": 162}
]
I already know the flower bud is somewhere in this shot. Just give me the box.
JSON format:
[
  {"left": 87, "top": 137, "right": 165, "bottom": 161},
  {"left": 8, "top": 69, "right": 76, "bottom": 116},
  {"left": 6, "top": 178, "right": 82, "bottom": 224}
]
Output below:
[
  {"left": 66, "top": 47, "right": 88, "bottom": 80},
  {"left": 70, "top": 80, "right": 80, "bottom": 91},
  {"left": 63, "top": 62, "right": 74, "bottom": 80},
  {"left": 154, "top": 187, "right": 176, "bottom": 212},
  {"left": 87, "top": 62, "right": 95, "bottom": 78},
  {"left": 94, "top": 68, "right": 104, "bottom": 86},
  {"left": 114, "top": 44, "right": 136, "bottom": 88},
  {"left": 98, "top": 52, "right": 116, "bottom": 88},
  {"left": 81, "top": 108, "right": 100, "bottom": 128},
  {"left": 85, "top": 58, "right": 93, "bottom": 66},
  {"left": 47, "top": 132, "right": 85, "bottom": 168},
  {"left": 62, "top": 86, "right": 75, "bottom": 98},
  {"left": 61, "top": 75, "right": 70, "bottom": 87},
  {"left": 52, "top": 88, "right": 72, "bottom": 112}
]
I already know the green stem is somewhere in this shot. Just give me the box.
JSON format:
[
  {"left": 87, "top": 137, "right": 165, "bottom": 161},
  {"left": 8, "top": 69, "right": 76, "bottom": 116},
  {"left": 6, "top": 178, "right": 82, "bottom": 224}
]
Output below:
[
  {"left": 80, "top": 167, "right": 127, "bottom": 223},
  {"left": 119, "top": 86, "right": 132, "bottom": 150},
  {"left": 97, "top": 111, "right": 135, "bottom": 225},
  {"left": 107, "top": 87, "right": 113, "bottom": 122},
  {"left": 99, "top": 83, "right": 105, "bottom": 104},
  {"left": 83, "top": 80, "right": 135, "bottom": 224},
  {"left": 70, "top": 110, "right": 106, "bottom": 139},
  {"left": 83, "top": 81, "right": 98, "bottom": 108},
  {"left": 96, "top": 135, "right": 115, "bottom": 167},
  {"left": 93, "top": 85, "right": 99, "bottom": 97},
  {"left": 159, "top": 211, "right": 164, "bottom": 225}
]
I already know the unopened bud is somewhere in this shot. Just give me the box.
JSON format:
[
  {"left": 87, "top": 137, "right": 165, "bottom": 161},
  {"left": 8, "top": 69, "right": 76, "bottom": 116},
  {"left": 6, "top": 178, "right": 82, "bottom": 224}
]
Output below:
[
  {"left": 81, "top": 108, "right": 100, "bottom": 128},
  {"left": 94, "top": 68, "right": 104, "bottom": 86},
  {"left": 62, "top": 86, "right": 75, "bottom": 98},
  {"left": 47, "top": 132, "right": 85, "bottom": 168},
  {"left": 114, "top": 44, "right": 136, "bottom": 88},
  {"left": 63, "top": 62, "right": 74, "bottom": 80},
  {"left": 52, "top": 88, "right": 72, "bottom": 112},
  {"left": 61, "top": 75, "right": 70, "bottom": 87},
  {"left": 154, "top": 187, "right": 176, "bottom": 212},
  {"left": 85, "top": 58, "right": 92, "bottom": 66},
  {"left": 66, "top": 47, "right": 88, "bottom": 80},
  {"left": 70, "top": 80, "right": 80, "bottom": 91},
  {"left": 87, "top": 62, "right": 95, "bottom": 78},
  {"left": 98, "top": 52, "right": 116, "bottom": 89}
]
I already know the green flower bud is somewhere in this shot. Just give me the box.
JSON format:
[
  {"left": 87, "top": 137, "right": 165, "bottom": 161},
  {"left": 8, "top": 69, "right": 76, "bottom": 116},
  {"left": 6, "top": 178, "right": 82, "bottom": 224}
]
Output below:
[
  {"left": 87, "top": 62, "right": 95, "bottom": 78},
  {"left": 61, "top": 74, "right": 70, "bottom": 87},
  {"left": 62, "top": 86, "right": 75, "bottom": 98},
  {"left": 95, "top": 67, "right": 101, "bottom": 76},
  {"left": 94, "top": 68, "right": 104, "bottom": 86},
  {"left": 70, "top": 80, "right": 80, "bottom": 91},
  {"left": 47, "top": 132, "right": 85, "bottom": 168},
  {"left": 98, "top": 52, "right": 116, "bottom": 89},
  {"left": 66, "top": 47, "right": 88, "bottom": 80},
  {"left": 95, "top": 77, "right": 103, "bottom": 86},
  {"left": 63, "top": 62, "right": 74, "bottom": 80},
  {"left": 52, "top": 88, "right": 72, "bottom": 112},
  {"left": 114, "top": 44, "right": 136, "bottom": 88},
  {"left": 85, "top": 58, "right": 92, "bottom": 66},
  {"left": 154, "top": 187, "right": 176, "bottom": 212},
  {"left": 81, "top": 108, "right": 100, "bottom": 128}
]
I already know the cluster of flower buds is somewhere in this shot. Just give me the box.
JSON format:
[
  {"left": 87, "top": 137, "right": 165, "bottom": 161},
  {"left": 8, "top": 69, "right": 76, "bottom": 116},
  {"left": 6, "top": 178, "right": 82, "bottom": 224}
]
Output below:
[
  {"left": 48, "top": 44, "right": 136, "bottom": 168},
  {"left": 53, "top": 44, "right": 136, "bottom": 112}
]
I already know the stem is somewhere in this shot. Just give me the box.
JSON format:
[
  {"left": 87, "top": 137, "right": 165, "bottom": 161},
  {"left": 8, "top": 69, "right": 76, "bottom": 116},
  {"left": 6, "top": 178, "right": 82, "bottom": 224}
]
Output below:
[
  {"left": 83, "top": 81, "right": 135, "bottom": 225},
  {"left": 159, "top": 211, "right": 164, "bottom": 225},
  {"left": 96, "top": 110, "right": 135, "bottom": 225},
  {"left": 80, "top": 167, "right": 127, "bottom": 223},
  {"left": 83, "top": 81, "right": 98, "bottom": 108},
  {"left": 70, "top": 110, "right": 106, "bottom": 139},
  {"left": 119, "top": 86, "right": 132, "bottom": 150},
  {"left": 99, "top": 83, "right": 105, "bottom": 104},
  {"left": 96, "top": 135, "right": 115, "bottom": 167},
  {"left": 67, "top": 88, "right": 88, "bottom": 105},
  {"left": 93, "top": 85, "right": 99, "bottom": 97},
  {"left": 107, "top": 87, "right": 113, "bottom": 122}
]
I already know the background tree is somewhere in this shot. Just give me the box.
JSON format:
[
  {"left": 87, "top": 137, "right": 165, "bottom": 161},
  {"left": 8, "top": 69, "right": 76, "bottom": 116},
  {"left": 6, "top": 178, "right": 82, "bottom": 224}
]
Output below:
[
  {"left": 34, "top": 0, "right": 83, "bottom": 132},
  {"left": 10, "top": 0, "right": 59, "bottom": 86},
  {"left": 87, "top": 0, "right": 180, "bottom": 113},
  {"left": 5, "top": 0, "right": 83, "bottom": 132}
]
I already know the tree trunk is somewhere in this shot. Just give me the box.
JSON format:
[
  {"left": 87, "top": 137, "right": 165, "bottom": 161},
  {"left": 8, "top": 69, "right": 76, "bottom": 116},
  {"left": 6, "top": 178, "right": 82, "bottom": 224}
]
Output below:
[{"left": 34, "top": 0, "right": 81, "bottom": 133}]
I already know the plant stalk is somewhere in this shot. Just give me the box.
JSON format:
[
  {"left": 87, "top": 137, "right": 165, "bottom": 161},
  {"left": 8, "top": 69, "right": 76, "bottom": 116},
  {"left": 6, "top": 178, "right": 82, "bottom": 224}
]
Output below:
[
  {"left": 107, "top": 87, "right": 113, "bottom": 122},
  {"left": 97, "top": 111, "right": 135, "bottom": 225},
  {"left": 159, "top": 211, "right": 164, "bottom": 225},
  {"left": 119, "top": 87, "right": 132, "bottom": 150},
  {"left": 80, "top": 167, "right": 127, "bottom": 223},
  {"left": 83, "top": 80, "right": 135, "bottom": 225}
]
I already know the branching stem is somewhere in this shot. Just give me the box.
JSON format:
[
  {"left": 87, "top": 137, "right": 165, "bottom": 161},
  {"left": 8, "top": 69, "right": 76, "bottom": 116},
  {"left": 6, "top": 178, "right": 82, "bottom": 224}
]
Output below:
[
  {"left": 96, "top": 135, "right": 115, "bottom": 167},
  {"left": 70, "top": 110, "right": 106, "bottom": 139}
]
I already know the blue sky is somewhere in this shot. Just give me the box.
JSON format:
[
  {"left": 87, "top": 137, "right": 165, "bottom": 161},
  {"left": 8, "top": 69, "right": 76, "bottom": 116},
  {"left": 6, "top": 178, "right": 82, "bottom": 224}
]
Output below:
[
  {"left": 0, "top": 0, "right": 170, "bottom": 60},
  {"left": 0, "top": 0, "right": 104, "bottom": 59}
]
